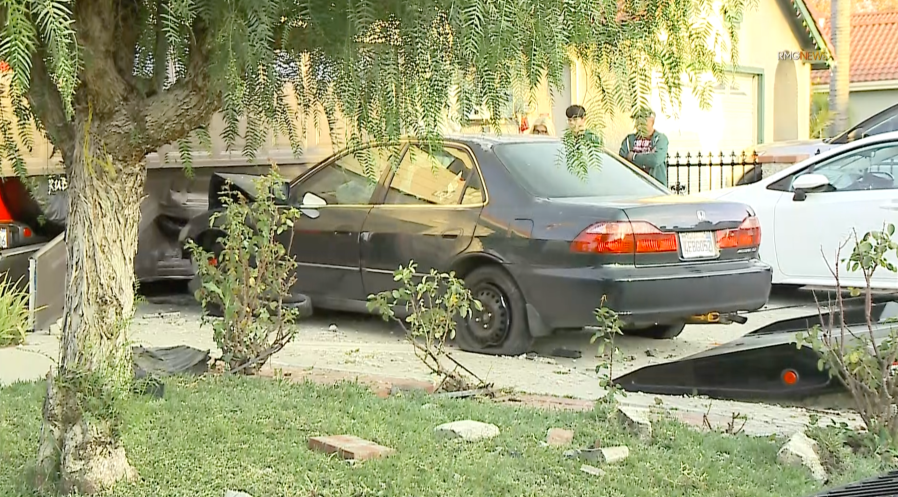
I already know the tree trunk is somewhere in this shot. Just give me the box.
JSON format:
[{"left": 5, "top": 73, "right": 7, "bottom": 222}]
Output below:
[
  {"left": 828, "top": 0, "right": 851, "bottom": 136},
  {"left": 35, "top": 114, "right": 145, "bottom": 495}
]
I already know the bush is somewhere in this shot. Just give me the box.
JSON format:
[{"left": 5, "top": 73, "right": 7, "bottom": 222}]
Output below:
[
  {"left": 796, "top": 224, "right": 898, "bottom": 454},
  {"left": 186, "top": 170, "right": 301, "bottom": 374},
  {"left": 367, "top": 262, "right": 485, "bottom": 392},
  {"left": 0, "top": 275, "right": 28, "bottom": 347}
]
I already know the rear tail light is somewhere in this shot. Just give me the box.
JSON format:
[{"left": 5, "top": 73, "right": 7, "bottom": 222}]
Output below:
[
  {"left": 571, "top": 221, "right": 677, "bottom": 254},
  {"left": 716, "top": 216, "right": 761, "bottom": 249}
]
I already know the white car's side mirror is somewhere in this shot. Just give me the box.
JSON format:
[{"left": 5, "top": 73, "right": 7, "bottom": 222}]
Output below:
[
  {"left": 793, "top": 173, "right": 830, "bottom": 191},
  {"left": 792, "top": 173, "right": 830, "bottom": 201}
]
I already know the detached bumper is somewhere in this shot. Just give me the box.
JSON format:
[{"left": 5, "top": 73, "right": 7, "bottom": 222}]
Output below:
[{"left": 508, "top": 259, "right": 772, "bottom": 335}]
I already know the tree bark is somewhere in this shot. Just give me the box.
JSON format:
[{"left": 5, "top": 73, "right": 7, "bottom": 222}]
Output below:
[
  {"left": 827, "top": 0, "right": 851, "bottom": 136},
  {"left": 35, "top": 114, "right": 144, "bottom": 495}
]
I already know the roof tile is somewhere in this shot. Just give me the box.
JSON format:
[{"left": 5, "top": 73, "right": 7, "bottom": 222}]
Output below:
[{"left": 812, "top": 11, "right": 898, "bottom": 85}]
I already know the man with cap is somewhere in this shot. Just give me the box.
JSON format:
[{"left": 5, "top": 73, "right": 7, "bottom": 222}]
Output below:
[{"left": 619, "top": 109, "right": 669, "bottom": 187}]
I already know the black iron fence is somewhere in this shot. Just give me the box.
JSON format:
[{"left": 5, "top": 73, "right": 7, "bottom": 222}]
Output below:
[{"left": 665, "top": 151, "right": 760, "bottom": 194}]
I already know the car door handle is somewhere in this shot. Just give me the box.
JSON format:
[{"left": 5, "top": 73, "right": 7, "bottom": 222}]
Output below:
[
  {"left": 881, "top": 201, "right": 898, "bottom": 211},
  {"left": 441, "top": 229, "right": 463, "bottom": 239}
]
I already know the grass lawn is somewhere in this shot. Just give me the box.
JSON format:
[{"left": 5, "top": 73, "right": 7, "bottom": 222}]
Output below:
[{"left": 0, "top": 376, "right": 886, "bottom": 497}]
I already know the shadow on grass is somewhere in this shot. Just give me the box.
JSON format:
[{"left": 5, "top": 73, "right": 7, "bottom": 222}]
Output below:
[{"left": 0, "top": 376, "right": 886, "bottom": 497}]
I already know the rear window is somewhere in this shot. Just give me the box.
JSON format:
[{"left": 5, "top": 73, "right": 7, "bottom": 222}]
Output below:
[{"left": 493, "top": 142, "right": 668, "bottom": 198}]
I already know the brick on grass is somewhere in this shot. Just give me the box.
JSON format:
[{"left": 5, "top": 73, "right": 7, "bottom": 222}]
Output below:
[{"left": 308, "top": 435, "right": 396, "bottom": 461}]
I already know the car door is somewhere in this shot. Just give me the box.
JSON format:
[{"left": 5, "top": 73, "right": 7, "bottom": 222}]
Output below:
[
  {"left": 360, "top": 142, "right": 487, "bottom": 296},
  {"left": 287, "top": 145, "right": 398, "bottom": 303},
  {"left": 773, "top": 142, "right": 898, "bottom": 289}
]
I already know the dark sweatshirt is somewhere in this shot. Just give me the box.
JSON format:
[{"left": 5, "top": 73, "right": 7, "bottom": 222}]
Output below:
[{"left": 618, "top": 131, "right": 669, "bottom": 187}]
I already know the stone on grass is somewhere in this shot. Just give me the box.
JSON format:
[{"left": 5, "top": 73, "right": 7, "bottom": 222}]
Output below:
[
  {"left": 598, "top": 446, "right": 630, "bottom": 464},
  {"left": 225, "top": 491, "right": 253, "bottom": 497},
  {"left": 616, "top": 405, "right": 653, "bottom": 442},
  {"left": 777, "top": 431, "right": 827, "bottom": 484},
  {"left": 434, "top": 420, "right": 500, "bottom": 442},
  {"left": 580, "top": 464, "right": 606, "bottom": 477},
  {"left": 546, "top": 428, "right": 574, "bottom": 446},
  {"left": 308, "top": 435, "right": 396, "bottom": 461}
]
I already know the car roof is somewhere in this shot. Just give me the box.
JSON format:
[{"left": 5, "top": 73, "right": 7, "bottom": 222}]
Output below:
[
  {"left": 758, "top": 130, "right": 898, "bottom": 185},
  {"left": 438, "top": 133, "right": 560, "bottom": 149}
]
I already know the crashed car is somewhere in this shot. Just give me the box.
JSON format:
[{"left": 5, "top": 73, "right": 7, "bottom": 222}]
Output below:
[{"left": 181, "top": 135, "right": 773, "bottom": 356}]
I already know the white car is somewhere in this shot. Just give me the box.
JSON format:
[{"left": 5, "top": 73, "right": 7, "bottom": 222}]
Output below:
[{"left": 694, "top": 131, "right": 898, "bottom": 290}]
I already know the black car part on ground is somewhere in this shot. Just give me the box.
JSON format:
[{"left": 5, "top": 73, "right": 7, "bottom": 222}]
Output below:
[
  {"left": 613, "top": 294, "right": 898, "bottom": 401},
  {"left": 809, "top": 470, "right": 898, "bottom": 496}
]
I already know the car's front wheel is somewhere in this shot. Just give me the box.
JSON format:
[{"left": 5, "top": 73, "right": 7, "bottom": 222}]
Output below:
[{"left": 455, "top": 265, "right": 534, "bottom": 356}]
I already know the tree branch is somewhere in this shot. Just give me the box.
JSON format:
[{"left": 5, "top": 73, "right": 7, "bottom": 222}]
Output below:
[
  {"left": 152, "top": 0, "right": 169, "bottom": 94},
  {"left": 100, "top": 21, "right": 220, "bottom": 162},
  {"left": 73, "top": 0, "right": 131, "bottom": 116},
  {"left": 26, "top": 50, "right": 75, "bottom": 165},
  {"left": 139, "top": 21, "right": 220, "bottom": 152}
]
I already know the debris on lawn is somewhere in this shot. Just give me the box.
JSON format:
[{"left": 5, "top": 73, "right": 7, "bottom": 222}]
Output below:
[
  {"left": 308, "top": 435, "right": 396, "bottom": 461},
  {"left": 616, "top": 405, "right": 653, "bottom": 442},
  {"left": 435, "top": 388, "right": 495, "bottom": 399},
  {"left": 777, "top": 431, "right": 828, "bottom": 484},
  {"left": 434, "top": 420, "right": 500, "bottom": 442},
  {"left": 597, "top": 446, "right": 630, "bottom": 464},
  {"left": 550, "top": 347, "right": 582, "bottom": 359},
  {"left": 328, "top": 323, "right": 338, "bottom": 332},
  {"left": 546, "top": 428, "right": 574, "bottom": 446},
  {"left": 224, "top": 491, "right": 253, "bottom": 497},
  {"left": 580, "top": 464, "right": 606, "bottom": 477},
  {"left": 518, "top": 352, "right": 557, "bottom": 365},
  {"left": 563, "top": 446, "right": 630, "bottom": 464}
]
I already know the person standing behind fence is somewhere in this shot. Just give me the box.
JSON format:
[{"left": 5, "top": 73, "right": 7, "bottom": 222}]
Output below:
[{"left": 619, "top": 109, "right": 669, "bottom": 187}]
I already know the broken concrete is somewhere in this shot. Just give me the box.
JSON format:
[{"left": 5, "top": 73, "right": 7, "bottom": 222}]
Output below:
[
  {"left": 597, "top": 446, "right": 630, "bottom": 464},
  {"left": 580, "top": 464, "right": 606, "bottom": 477},
  {"left": 434, "top": 420, "right": 500, "bottom": 442},
  {"left": 308, "top": 435, "right": 396, "bottom": 461},
  {"left": 777, "top": 432, "right": 828, "bottom": 484},
  {"left": 546, "top": 428, "right": 574, "bottom": 446},
  {"left": 616, "top": 405, "right": 653, "bottom": 442}
]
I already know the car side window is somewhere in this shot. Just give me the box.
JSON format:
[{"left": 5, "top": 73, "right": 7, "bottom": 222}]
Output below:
[
  {"left": 292, "top": 147, "right": 392, "bottom": 205},
  {"left": 383, "top": 145, "right": 478, "bottom": 206},
  {"left": 868, "top": 115, "right": 898, "bottom": 136},
  {"left": 789, "top": 144, "right": 898, "bottom": 192}
]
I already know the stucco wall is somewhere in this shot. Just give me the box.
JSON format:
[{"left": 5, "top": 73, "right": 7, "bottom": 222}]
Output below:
[
  {"left": 811, "top": 87, "right": 898, "bottom": 127},
  {"left": 540, "top": 0, "right": 813, "bottom": 154}
]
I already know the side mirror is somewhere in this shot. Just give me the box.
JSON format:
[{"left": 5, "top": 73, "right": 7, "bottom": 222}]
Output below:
[
  {"left": 792, "top": 173, "right": 830, "bottom": 201},
  {"left": 299, "top": 192, "right": 327, "bottom": 219},
  {"left": 848, "top": 127, "right": 866, "bottom": 142}
]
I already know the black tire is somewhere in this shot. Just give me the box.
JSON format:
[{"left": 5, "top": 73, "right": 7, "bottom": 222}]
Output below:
[
  {"left": 455, "top": 265, "right": 534, "bottom": 356},
  {"left": 626, "top": 322, "right": 687, "bottom": 340}
]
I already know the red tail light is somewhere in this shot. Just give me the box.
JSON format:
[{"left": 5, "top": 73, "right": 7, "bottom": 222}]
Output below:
[
  {"left": 0, "top": 191, "right": 12, "bottom": 223},
  {"left": 717, "top": 216, "right": 761, "bottom": 249},
  {"left": 571, "top": 221, "right": 677, "bottom": 254}
]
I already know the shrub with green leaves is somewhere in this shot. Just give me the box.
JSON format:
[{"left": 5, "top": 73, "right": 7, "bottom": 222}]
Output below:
[
  {"left": 592, "top": 296, "right": 625, "bottom": 400},
  {"left": 796, "top": 224, "right": 898, "bottom": 454},
  {"left": 367, "top": 262, "right": 486, "bottom": 392},
  {"left": 186, "top": 170, "right": 301, "bottom": 374},
  {"left": 0, "top": 276, "right": 28, "bottom": 348}
]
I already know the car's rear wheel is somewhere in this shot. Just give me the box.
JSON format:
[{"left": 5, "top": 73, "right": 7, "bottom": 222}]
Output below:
[
  {"left": 455, "top": 265, "right": 534, "bottom": 356},
  {"left": 626, "top": 321, "right": 686, "bottom": 339}
]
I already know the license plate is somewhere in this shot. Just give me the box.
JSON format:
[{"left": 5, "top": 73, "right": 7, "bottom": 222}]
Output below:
[
  {"left": 48, "top": 175, "right": 68, "bottom": 195},
  {"left": 679, "top": 231, "right": 719, "bottom": 260},
  {"left": 0, "top": 228, "right": 7, "bottom": 249}
]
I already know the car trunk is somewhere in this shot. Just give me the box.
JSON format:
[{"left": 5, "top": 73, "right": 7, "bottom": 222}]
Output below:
[{"left": 558, "top": 196, "right": 757, "bottom": 267}]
